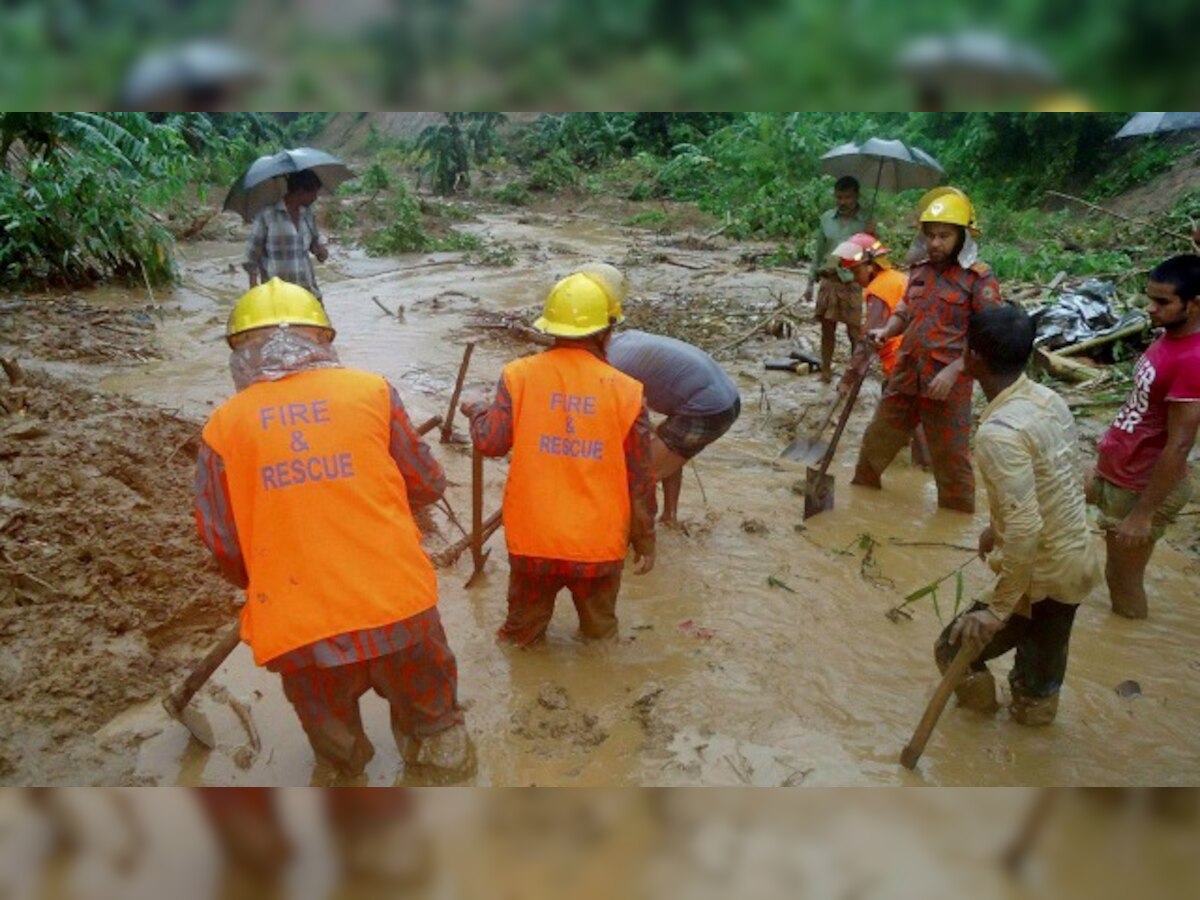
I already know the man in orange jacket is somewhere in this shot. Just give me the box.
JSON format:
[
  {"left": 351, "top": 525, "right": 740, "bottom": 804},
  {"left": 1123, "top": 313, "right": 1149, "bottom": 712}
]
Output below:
[
  {"left": 832, "top": 233, "right": 930, "bottom": 467},
  {"left": 462, "top": 273, "right": 658, "bottom": 646},
  {"left": 194, "top": 278, "right": 471, "bottom": 782}
]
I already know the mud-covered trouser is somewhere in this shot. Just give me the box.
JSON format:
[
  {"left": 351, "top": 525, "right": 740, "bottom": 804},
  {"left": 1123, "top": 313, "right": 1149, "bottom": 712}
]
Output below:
[
  {"left": 935, "top": 599, "right": 1079, "bottom": 701},
  {"left": 855, "top": 376, "right": 975, "bottom": 511},
  {"left": 280, "top": 620, "right": 463, "bottom": 774},
  {"left": 500, "top": 567, "right": 623, "bottom": 646}
]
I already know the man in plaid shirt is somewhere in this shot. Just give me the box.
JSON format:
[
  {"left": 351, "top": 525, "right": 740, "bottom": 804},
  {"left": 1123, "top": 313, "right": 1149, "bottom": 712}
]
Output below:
[{"left": 243, "top": 170, "right": 329, "bottom": 301}]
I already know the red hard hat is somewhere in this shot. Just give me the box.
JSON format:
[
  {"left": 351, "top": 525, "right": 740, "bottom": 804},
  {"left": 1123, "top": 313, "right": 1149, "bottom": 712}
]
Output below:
[{"left": 833, "top": 232, "right": 892, "bottom": 268}]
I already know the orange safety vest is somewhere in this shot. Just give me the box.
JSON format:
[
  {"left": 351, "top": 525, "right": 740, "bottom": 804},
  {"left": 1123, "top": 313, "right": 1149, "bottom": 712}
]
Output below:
[
  {"left": 867, "top": 268, "right": 908, "bottom": 376},
  {"left": 501, "top": 347, "right": 644, "bottom": 563},
  {"left": 202, "top": 367, "right": 437, "bottom": 665}
]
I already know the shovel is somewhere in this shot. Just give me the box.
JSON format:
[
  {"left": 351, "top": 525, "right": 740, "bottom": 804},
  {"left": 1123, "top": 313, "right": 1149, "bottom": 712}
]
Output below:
[
  {"left": 802, "top": 363, "right": 866, "bottom": 520},
  {"left": 780, "top": 394, "right": 842, "bottom": 463}
]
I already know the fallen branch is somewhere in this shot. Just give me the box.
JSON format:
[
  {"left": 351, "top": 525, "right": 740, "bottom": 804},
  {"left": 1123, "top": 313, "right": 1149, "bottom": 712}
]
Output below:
[
  {"left": 1045, "top": 191, "right": 1194, "bottom": 244},
  {"left": 371, "top": 297, "right": 397, "bottom": 318},
  {"left": 711, "top": 297, "right": 805, "bottom": 358},
  {"left": 662, "top": 256, "right": 707, "bottom": 271},
  {"left": 1033, "top": 346, "right": 1103, "bottom": 384},
  {"left": 1056, "top": 320, "right": 1149, "bottom": 358}
]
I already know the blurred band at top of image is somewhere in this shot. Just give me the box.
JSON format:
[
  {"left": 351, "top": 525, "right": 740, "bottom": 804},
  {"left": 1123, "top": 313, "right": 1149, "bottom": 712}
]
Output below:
[{"left": 0, "top": 0, "right": 1197, "bottom": 109}]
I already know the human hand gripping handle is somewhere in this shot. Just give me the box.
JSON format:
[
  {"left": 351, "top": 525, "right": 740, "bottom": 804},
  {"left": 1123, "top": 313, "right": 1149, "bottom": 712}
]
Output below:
[{"left": 632, "top": 547, "right": 655, "bottom": 575}]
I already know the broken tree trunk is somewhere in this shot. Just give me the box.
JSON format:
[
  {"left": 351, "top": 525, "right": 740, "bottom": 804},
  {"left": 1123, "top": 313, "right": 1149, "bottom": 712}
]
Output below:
[{"left": 1056, "top": 320, "right": 1149, "bottom": 358}]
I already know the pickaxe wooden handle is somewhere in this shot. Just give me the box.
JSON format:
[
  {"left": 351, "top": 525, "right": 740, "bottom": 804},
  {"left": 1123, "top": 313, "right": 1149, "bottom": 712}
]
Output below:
[
  {"left": 441, "top": 343, "right": 475, "bottom": 443},
  {"left": 900, "top": 638, "right": 980, "bottom": 770}
]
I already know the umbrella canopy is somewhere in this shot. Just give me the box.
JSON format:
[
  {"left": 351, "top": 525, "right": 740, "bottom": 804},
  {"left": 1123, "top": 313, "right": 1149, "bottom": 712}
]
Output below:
[
  {"left": 1115, "top": 112, "right": 1200, "bottom": 140},
  {"left": 223, "top": 147, "right": 355, "bottom": 223},
  {"left": 819, "top": 138, "right": 945, "bottom": 216},
  {"left": 897, "top": 31, "right": 1060, "bottom": 98},
  {"left": 120, "top": 41, "right": 261, "bottom": 111}
]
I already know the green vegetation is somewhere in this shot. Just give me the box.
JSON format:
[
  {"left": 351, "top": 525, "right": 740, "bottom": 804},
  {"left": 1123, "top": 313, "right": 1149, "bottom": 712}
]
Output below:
[{"left": 1, "top": 111, "right": 1195, "bottom": 294}]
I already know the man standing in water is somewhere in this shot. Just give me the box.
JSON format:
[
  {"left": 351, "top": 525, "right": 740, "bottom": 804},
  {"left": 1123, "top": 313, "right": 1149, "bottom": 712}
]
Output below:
[
  {"left": 194, "top": 279, "right": 471, "bottom": 782},
  {"left": 1088, "top": 254, "right": 1200, "bottom": 618},
  {"left": 935, "top": 305, "right": 1098, "bottom": 726},
  {"left": 579, "top": 263, "right": 741, "bottom": 527},
  {"left": 853, "top": 187, "right": 1003, "bottom": 513},
  {"left": 244, "top": 169, "right": 330, "bottom": 303},
  {"left": 807, "top": 176, "right": 876, "bottom": 383},
  {"left": 462, "top": 272, "right": 657, "bottom": 646}
]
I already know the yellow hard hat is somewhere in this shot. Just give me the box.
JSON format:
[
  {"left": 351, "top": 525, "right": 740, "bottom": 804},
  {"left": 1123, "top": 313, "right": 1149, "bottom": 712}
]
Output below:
[
  {"left": 226, "top": 277, "right": 333, "bottom": 345},
  {"left": 919, "top": 186, "right": 980, "bottom": 235},
  {"left": 534, "top": 273, "right": 614, "bottom": 338},
  {"left": 576, "top": 263, "right": 627, "bottom": 324}
]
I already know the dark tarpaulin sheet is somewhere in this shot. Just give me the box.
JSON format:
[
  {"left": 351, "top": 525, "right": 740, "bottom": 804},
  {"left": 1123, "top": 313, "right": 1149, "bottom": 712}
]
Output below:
[{"left": 1029, "top": 279, "right": 1147, "bottom": 350}]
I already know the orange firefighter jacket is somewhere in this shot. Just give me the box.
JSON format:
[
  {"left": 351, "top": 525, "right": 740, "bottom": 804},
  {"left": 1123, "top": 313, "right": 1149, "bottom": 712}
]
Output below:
[
  {"left": 501, "top": 347, "right": 644, "bottom": 563},
  {"left": 201, "top": 368, "right": 437, "bottom": 665}
]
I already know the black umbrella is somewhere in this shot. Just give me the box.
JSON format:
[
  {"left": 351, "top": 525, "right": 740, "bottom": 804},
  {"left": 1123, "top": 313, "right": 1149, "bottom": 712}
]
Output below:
[
  {"left": 819, "top": 138, "right": 945, "bottom": 218},
  {"left": 223, "top": 147, "right": 356, "bottom": 223},
  {"left": 1114, "top": 112, "right": 1200, "bottom": 140}
]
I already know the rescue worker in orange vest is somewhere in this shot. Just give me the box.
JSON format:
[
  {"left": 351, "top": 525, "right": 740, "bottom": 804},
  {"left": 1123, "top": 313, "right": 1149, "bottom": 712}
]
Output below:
[
  {"left": 831, "top": 233, "right": 930, "bottom": 468},
  {"left": 193, "top": 278, "right": 471, "bottom": 782},
  {"left": 853, "top": 187, "right": 1004, "bottom": 512},
  {"left": 461, "top": 273, "right": 658, "bottom": 646}
]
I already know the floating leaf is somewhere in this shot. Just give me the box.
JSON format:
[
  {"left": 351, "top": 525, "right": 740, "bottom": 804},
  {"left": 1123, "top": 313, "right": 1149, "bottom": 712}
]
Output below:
[
  {"left": 954, "top": 569, "right": 965, "bottom": 616},
  {"left": 902, "top": 583, "right": 938, "bottom": 604}
]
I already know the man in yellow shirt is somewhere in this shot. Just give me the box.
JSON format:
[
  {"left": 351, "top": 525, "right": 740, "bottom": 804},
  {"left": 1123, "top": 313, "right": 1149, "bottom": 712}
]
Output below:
[{"left": 934, "top": 305, "right": 1099, "bottom": 726}]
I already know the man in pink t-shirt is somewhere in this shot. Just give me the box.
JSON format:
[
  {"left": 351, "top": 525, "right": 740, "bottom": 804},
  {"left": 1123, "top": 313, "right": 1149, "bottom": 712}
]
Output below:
[{"left": 1090, "top": 254, "right": 1200, "bottom": 618}]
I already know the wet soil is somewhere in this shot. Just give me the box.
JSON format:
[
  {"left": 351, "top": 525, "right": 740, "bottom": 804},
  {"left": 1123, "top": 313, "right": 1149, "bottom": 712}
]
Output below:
[{"left": 2, "top": 194, "right": 1198, "bottom": 787}]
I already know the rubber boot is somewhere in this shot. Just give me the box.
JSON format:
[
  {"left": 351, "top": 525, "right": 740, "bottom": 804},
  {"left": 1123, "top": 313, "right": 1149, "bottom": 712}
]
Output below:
[
  {"left": 1009, "top": 691, "right": 1058, "bottom": 726},
  {"left": 955, "top": 670, "right": 1000, "bottom": 714}
]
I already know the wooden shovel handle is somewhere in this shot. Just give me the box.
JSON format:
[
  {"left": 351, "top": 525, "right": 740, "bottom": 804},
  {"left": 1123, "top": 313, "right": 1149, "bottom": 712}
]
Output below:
[
  {"left": 900, "top": 638, "right": 979, "bottom": 769},
  {"left": 162, "top": 623, "right": 242, "bottom": 719},
  {"left": 470, "top": 446, "right": 484, "bottom": 571},
  {"left": 812, "top": 363, "right": 867, "bottom": 480}
]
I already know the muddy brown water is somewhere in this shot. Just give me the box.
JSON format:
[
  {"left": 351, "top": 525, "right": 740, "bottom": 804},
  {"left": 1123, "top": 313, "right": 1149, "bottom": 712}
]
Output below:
[{"left": 14, "top": 209, "right": 1200, "bottom": 786}]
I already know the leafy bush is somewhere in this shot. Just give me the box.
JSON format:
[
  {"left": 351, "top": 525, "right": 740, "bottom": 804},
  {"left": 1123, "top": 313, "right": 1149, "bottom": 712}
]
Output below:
[
  {"left": 623, "top": 210, "right": 669, "bottom": 230},
  {"left": 360, "top": 161, "right": 391, "bottom": 197},
  {"left": 363, "top": 185, "right": 429, "bottom": 254},
  {"left": 527, "top": 149, "right": 578, "bottom": 192},
  {"left": 431, "top": 231, "right": 483, "bottom": 252},
  {"left": 0, "top": 113, "right": 190, "bottom": 287},
  {"left": 473, "top": 241, "right": 517, "bottom": 266},
  {"left": 492, "top": 182, "right": 532, "bottom": 205}
]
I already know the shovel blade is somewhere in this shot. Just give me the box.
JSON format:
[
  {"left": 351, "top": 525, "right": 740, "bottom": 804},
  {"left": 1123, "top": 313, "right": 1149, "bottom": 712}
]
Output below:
[
  {"left": 803, "top": 467, "right": 835, "bottom": 519},
  {"left": 781, "top": 436, "right": 829, "bottom": 464}
]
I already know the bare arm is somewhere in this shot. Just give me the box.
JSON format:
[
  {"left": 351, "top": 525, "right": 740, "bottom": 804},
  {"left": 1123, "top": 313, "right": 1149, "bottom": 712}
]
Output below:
[{"left": 624, "top": 404, "right": 657, "bottom": 573}]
